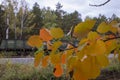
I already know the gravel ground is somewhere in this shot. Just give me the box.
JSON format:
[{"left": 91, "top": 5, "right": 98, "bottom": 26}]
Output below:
[
  {"left": 0, "top": 54, "right": 117, "bottom": 64},
  {"left": 0, "top": 58, "right": 34, "bottom": 64}
]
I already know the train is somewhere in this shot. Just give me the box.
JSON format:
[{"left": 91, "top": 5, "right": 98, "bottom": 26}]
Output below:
[
  {"left": 0, "top": 39, "right": 79, "bottom": 56},
  {"left": 0, "top": 39, "right": 36, "bottom": 55}
]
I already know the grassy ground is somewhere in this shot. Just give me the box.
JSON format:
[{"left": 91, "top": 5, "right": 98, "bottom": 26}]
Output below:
[
  {"left": 0, "top": 52, "right": 120, "bottom": 80},
  {"left": 96, "top": 58, "right": 120, "bottom": 80},
  {"left": 0, "top": 62, "right": 67, "bottom": 80},
  {"left": 0, "top": 61, "right": 120, "bottom": 80}
]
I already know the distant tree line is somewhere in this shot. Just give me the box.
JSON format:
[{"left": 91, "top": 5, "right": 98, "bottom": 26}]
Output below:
[{"left": 0, "top": 0, "right": 120, "bottom": 43}]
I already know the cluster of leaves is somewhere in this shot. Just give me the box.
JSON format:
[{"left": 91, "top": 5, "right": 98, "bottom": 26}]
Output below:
[{"left": 27, "top": 20, "right": 120, "bottom": 80}]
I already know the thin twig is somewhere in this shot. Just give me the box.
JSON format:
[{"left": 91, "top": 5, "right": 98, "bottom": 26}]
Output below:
[
  {"left": 59, "top": 47, "right": 75, "bottom": 51},
  {"left": 60, "top": 36, "right": 120, "bottom": 51},
  {"left": 89, "top": 0, "right": 111, "bottom": 7},
  {"left": 104, "top": 36, "right": 120, "bottom": 42},
  {"left": 43, "top": 36, "right": 120, "bottom": 53}
]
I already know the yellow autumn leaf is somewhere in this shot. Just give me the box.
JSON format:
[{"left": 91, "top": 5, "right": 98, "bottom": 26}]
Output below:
[
  {"left": 77, "top": 39, "right": 88, "bottom": 52},
  {"left": 73, "top": 20, "right": 96, "bottom": 39},
  {"left": 109, "top": 21, "right": 118, "bottom": 33},
  {"left": 50, "top": 41, "right": 62, "bottom": 65},
  {"left": 34, "top": 52, "right": 43, "bottom": 67},
  {"left": 67, "top": 56, "right": 77, "bottom": 72},
  {"left": 80, "top": 56, "right": 101, "bottom": 79},
  {"left": 97, "top": 21, "right": 118, "bottom": 34},
  {"left": 53, "top": 63, "right": 63, "bottom": 77},
  {"left": 40, "top": 28, "right": 53, "bottom": 41},
  {"left": 96, "top": 54, "right": 109, "bottom": 68},
  {"left": 65, "top": 49, "right": 74, "bottom": 59},
  {"left": 63, "top": 44, "right": 75, "bottom": 60},
  {"left": 27, "top": 35, "right": 43, "bottom": 48},
  {"left": 79, "top": 38, "right": 88, "bottom": 45},
  {"left": 88, "top": 59, "right": 101, "bottom": 79},
  {"left": 42, "top": 56, "right": 49, "bottom": 68},
  {"left": 105, "top": 39, "right": 117, "bottom": 54},
  {"left": 50, "top": 53, "right": 61, "bottom": 65},
  {"left": 73, "top": 70, "right": 88, "bottom": 80},
  {"left": 85, "top": 40, "right": 106, "bottom": 56},
  {"left": 51, "top": 41, "right": 62, "bottom": 54},
  {"left": 97, "top": 22, "right": 110, "bottom": 33},
  {"left": 61, "top": 53, "right": 66, "bottom": 64},
  {"left": 76, "top": 49, "right": 85, "bottom": 60},
  {"left": 94, "top": 40, "right": 106, "bottom": 55},
  {"left": 110, "top": 20, "right": 118, "bottom": 25},
  {"left": 50, "top": 27, "right": 64, "bottom": 39},
  {"left": 110, "top": 26, "right": 118, "bottom": 34},
  {"left": 87, "top": 31, "right": 101, "bottom": 41}
]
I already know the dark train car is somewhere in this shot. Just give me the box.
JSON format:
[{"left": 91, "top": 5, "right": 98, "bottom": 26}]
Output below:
[
  {"left": 0, "top": 39, "right": 79, "bottom": 56},
  {"left": 0, "top": 39, "right": 34, "bottom": 55}
]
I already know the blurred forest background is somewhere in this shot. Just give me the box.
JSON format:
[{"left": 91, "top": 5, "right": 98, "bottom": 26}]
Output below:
[{"left": 0, "top": 0, "right": 120, "bottom": 43}]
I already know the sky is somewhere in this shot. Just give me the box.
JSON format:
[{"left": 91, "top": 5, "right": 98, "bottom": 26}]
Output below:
[{"left": 0, "top": 0, "right": 120, "bottom": 20}]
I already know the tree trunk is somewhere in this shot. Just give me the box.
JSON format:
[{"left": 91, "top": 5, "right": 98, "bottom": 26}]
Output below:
[
  {"left": 20, "top": 13, "right": 24, "bottom": 39},
  {"left": 0, "top": 26, "right": 3, "bottom": 45},
  {"left": 6, "top": 27, "right": 9, "bottom": 39},
  {"left": 6, "top": 14, "right": 10, "bottom": 39}
]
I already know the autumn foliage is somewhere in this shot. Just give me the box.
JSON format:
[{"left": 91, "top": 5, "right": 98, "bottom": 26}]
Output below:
[{"left": 27, "top": 20, "right": 120, "bottom": 80}]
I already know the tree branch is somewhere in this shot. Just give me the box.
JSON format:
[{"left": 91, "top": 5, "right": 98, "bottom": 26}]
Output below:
[
  {"left": 60, "top": 36, "right": 120, "bottom": 51},
  {"left": 89, "top": 0, "right": 111, "bottom": 7},
  {"left": 104, "top": 36, "right": 120, "bottom": 42},
  {"left": 43, "top": 35, "right": 120, "bottom": 53}
]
